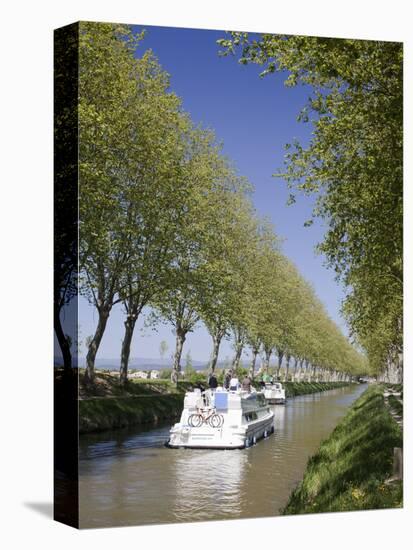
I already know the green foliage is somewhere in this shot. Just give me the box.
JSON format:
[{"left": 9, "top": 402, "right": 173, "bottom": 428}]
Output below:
[
  {"left": 149, "top": 126, "right": 248, "bottom": 376},
  {"left": 218, "top": 33, "right": 402, "bottom": 379},
  {"left": 76, "top": 23, "right": 368, "bottom": 385},
  {"left": 159, "top": 368, "right": 172, "bottom": 380},
  {"left": 387, "top": 394, "right": 403, "bottom": 417},
  {"left": 78, "top": 22, "right": 201, "bottom": 379},
  {"left": 234, "top": 366, "right": 248, "bottom": 379}
]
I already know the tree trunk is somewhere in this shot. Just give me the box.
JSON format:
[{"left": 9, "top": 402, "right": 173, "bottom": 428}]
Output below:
[
  {"left": 263, "top": 346, "right": 272, "bottom": 372},
  {"left": 120, "top": 312, "right": 139, "bottom": 385},
  {"left": 171, "top": 328, "right": 186, "bottom": 383},
  {"left": 297, "top": 358, "right": 304, "bottom": 381},
  {"left": 54, "top": 303, "right": 72, "bottom": 373},
  {"left": 311, "top": 364, "right": 317, "bottom": 381},
  {"left": 291, "top": 356, "right": 297, "bottom": 380},
  {"left": 276, "top": 350, "right": 284, "bottom": 380},
  {"left": 284, "top": 354, "right": 291, "bottom": 382},
  {"left": 85, "top": 307, "right": 110, "bottom": 383},
  {"left": 304, "top": 360, "right": 309, "bottom": 381},
  {"left": 249, "top": 346, "right": 259, "bottom": 379},
  {"left": 397, "top": 351, "right": 403, "bottom": 383},
  {"left": 232, "top": 342, "right": 244, "bottom": 370},
  {"left": 210, "top": 330, "right": 224, "bottom": 373}
]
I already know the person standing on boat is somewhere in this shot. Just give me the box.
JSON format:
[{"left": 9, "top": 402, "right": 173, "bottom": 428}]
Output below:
[
  {"left": 241, "top": 375, "right": 252, "bottom": 393},
  {"left": 229, "top": 374, "right": 240, "bottom": 391},
  {"left": 208, "top": 371, "right": 218, "bottom": 391},
  {"left": 224, "top": 369, "right": 232, "bottom": 390},
  {"left": 263, "top": 372, "right": 271, "bottom": 384}
]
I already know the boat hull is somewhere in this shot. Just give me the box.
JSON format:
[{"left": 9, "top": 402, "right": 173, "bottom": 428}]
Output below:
[
  {"left": 266, "top": 397, "right": 286, "bottom": 405},
  {"left": 167, "top": 410, "right": 275, "bottom": 450}
]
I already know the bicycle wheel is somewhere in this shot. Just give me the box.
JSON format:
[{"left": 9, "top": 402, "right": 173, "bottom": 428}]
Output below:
[
  {"left": 208, "top": 413, "right": 224, "bottom": 428},
  {"left": 188, "top": 414, "right": 203, "bottom": 428}
]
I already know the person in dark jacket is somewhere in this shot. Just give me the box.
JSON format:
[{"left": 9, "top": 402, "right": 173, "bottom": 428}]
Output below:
[
  {"left": 208, "top": 372, "right": 218, "bottom": 390},
  {"left": 223, "top": 369, "right": 232, "bottom": 390}
]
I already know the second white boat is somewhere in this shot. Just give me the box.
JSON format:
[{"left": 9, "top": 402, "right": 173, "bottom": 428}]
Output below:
[{"left": 263, "top": 382, "right": 286, "bottom": 404}]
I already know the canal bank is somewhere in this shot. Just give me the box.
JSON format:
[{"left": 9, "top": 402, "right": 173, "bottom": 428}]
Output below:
[
  {"left": 79, "top": 372, "right": 190, "bottom": 433},
  {"left": 79, "top": 394, "right": 185, "bottom": 433},
  {"left": 79, "top": 374, "right": 354, "bottom": 434},
  {"left": 283, "top": 381, "right": 351, "bottom": 397},
  {"left": 282, "top": 384, "right": 403, "bottom": 515}
]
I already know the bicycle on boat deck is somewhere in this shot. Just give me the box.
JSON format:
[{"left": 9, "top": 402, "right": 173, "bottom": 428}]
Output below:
[{"left": 188, "top": 407, "right": 224, "bottom": 428}]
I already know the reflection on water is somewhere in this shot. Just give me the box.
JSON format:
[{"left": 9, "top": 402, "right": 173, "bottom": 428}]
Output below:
[
  {"left": 172, "top": 447, "right": 247, "bottom": 522},
  {"left": 79, "top": 385, "right": 366, "bottom": 528}
]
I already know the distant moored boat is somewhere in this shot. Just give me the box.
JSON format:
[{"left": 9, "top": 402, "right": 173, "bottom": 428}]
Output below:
[{"left": 263, "top": 382, "right": 286, "bottom": 404}]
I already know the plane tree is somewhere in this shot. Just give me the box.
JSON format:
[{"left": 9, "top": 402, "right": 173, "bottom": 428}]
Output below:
[
  {"left": 79, "top": 23, "right": 188, "bottom": 383},
  {"left": 116, "top": 101, "right": 193, "bottom": 386},
  {"left": 79, "top": 23, "right": 145, "bottom": 382},
  {"left": 149, "top": 129, "right": 238, "bottom": 383},
  {"left": 217, "top": 33, "right": 402, "bottom": 380},
  {"left": 198, "top": 184, "right": 258, "bottom": 373}
]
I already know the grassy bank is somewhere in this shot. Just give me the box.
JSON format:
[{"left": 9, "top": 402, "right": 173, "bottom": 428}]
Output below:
[
  {"left": 78, "top": 371, "right": 202, "bottom": 434},
  {"left": 282, "top": 385, "right": 403, "bottom": 514},
  {"left": 283, "top": 381, "right": 353, "bottom": 397},
  {"left": 388, "top": 394, "right": 403, "bottom": 417},
  {"left": 79, "top": 394, "right": 185, "bottom": 433},
  {"left": 78, "top": 370, "right": 199, "bottom": 399}
]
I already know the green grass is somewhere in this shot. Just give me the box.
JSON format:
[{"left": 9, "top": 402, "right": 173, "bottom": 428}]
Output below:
[
  {"left": 388, "top": 394, "right": 403, "bottom": 417},
  {"left": 78, "top": 369, "right": 200, "bottom": 398},
  {"left": 282, "top": 385, "right": 403, "bottom": 515},
  {"left": 78, "top": 370, "right": 204, "bottom": 433},
  {"left": 79, "top": 394, "right": 185, "bottom": 433},
  {"left": 283, "top": 381, "right": 351, "bottom": 397}
]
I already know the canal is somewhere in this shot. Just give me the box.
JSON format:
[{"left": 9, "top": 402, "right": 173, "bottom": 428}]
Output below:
[{"left": 79, "top": 384, "right": 367, "bottom": 528}]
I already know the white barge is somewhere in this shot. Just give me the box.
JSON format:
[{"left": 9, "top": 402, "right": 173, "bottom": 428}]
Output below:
[
  {"left": 263, "top": 382, "right": 286, "bottom": 404},
  {"left": 166, "top": 387, "right": 274, "bottom": 449}
]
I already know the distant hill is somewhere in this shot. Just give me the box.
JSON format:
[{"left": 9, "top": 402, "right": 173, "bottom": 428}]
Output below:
[
  {"left": 55, "top": 356, "right": 254, "bottom": 371},
  {"left": 74, "top": 356, "right": 210, "bottom": 371}
]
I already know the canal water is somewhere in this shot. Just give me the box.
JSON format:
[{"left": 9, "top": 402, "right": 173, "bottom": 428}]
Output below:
[{"left": 79, "top": 384, "right": 366, "bottom": 528}]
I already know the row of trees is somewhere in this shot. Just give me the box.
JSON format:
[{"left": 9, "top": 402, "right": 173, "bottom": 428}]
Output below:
[
  {"left": 218, "top": 34, "right": 403, "bottom": 382},
  {"left": 56, "top": 23, "right": 366, "bottom": 385}
]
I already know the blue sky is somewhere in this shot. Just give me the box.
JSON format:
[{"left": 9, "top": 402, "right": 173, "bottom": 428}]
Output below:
[{"left": 78, "top": 24, "right": 347, "bottom": 364}]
